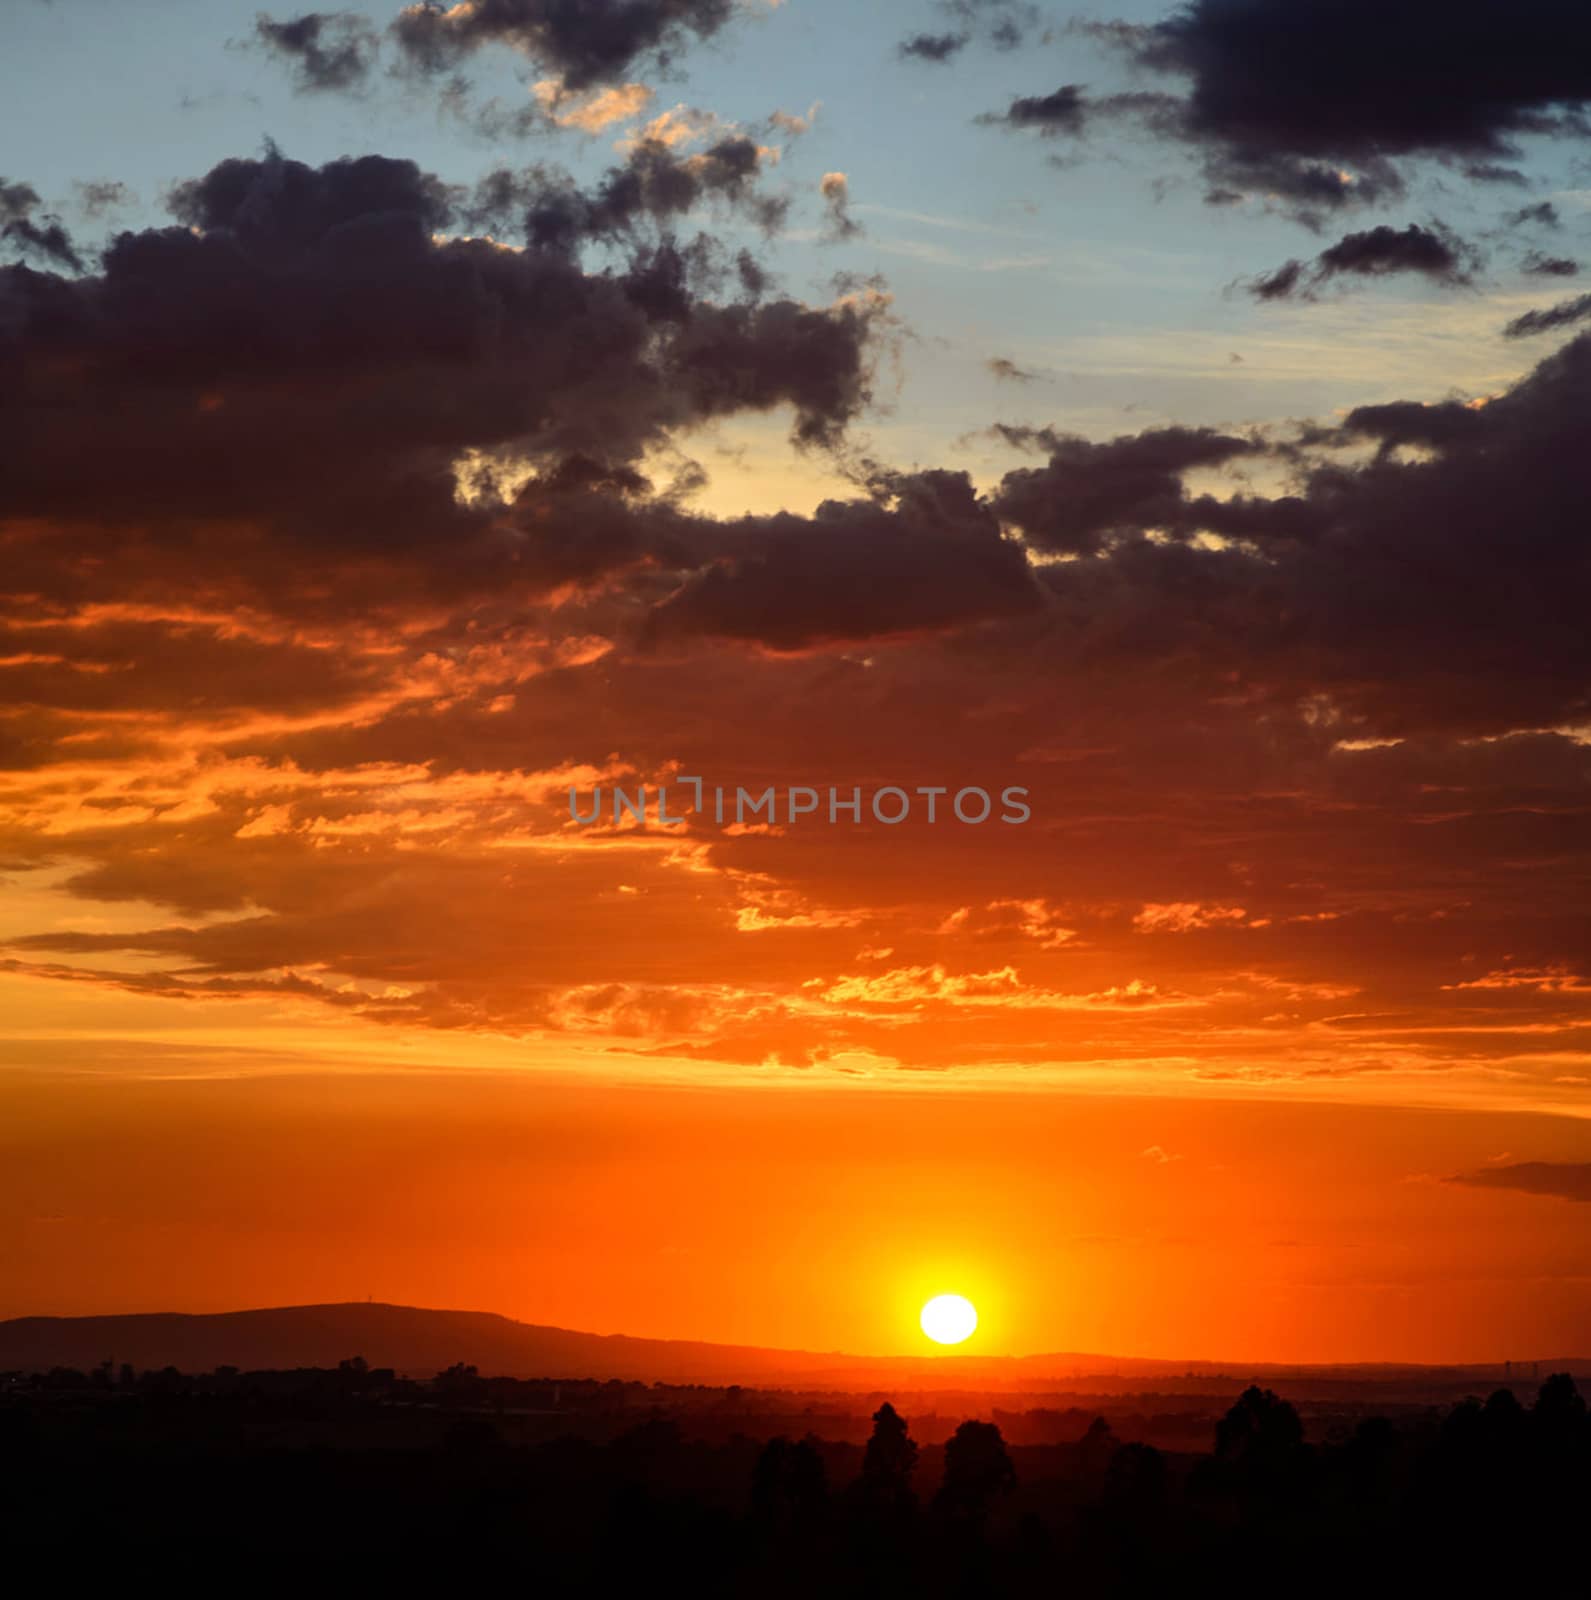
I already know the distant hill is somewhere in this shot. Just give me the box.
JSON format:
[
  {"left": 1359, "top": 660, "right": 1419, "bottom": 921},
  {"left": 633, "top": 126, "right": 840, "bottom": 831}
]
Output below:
[
  {"left": 0, "top": 1303, "right": 857, "bottom": 1384},
  {"left": 2, "top": 1303, "right": 1586, "bottom": 1389}
]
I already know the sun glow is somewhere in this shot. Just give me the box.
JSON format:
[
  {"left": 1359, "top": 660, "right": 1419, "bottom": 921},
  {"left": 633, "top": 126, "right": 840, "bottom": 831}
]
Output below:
[{"left": 920, "top": 1293, "right": 978, "bottom": 1346}]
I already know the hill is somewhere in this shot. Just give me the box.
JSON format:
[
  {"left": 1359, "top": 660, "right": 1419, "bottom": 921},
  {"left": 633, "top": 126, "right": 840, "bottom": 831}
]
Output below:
[{"left": 3, "top": 1302, "right": 1586, "bottom": 1390}]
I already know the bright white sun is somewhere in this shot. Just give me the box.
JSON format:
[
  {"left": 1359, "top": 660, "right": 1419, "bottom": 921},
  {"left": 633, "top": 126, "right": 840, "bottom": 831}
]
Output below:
[{"left": 920, "top": 1293, "right": 978, "bottom": 1345}]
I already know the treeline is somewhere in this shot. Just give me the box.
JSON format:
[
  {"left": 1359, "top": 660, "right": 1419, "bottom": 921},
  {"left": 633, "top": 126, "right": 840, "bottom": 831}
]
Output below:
[{"left": 2, "top": 1368, "right": 1587, "bottom": 1594}]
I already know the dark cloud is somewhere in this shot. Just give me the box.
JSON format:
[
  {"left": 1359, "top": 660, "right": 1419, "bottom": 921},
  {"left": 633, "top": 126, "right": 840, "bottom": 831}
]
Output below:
[
  {"left": 0, "top": 148, "right": 878, "bottom": 585},
  {"left": 987, "top": 356, "right": 1037, "bottom": 382},
  {"left": 508, "top": 135, "right": 790, "bottom": 250},
  {"left": 1007, "top": 3, "right": 1591, "bottom": 223},
  {"left": 1521, "top": 252, "right": 1579, "bottom": 278},
  {"left": 1244, "top": 223, "right": 1480, "bottom": 301},
  {"left": 985, "top": 77, "right": 1386, "bottom": 219},
  {"left": 898, "top": 31, "right": 967, "bottom": 63},
  {"left": 1461, "top": 161, "right": 1529, "bottom": 186},
  {"left": 1504, "top": 291, "right": 1591, "bottom": 338},
  {"left": 902, "top": 0, "right": 1037, "bottom": 60},
  {"left": 646, "top": 470, "right": 1045, "bottom": 649},
  {"left": 390, "top": 0, "right": 737, "bottom": 91},
  {"left": 1335, "top": 399, "right": 1486, "bottom": 459},
  {"left": 1450, "top": 1163, "right": 1591, "bottom": 1203},
  {"left": 1244, "top": 258, "right": 1306, "bottom": 302},
  {"left": 255, "top": 12, "right": 380, "bottom": 91},
  {"left": 981, "top": 85, "right": 1091, "bottom": 137},
  {"left": 6, "top": 129, "right": 1589, "bottom": 745},
  {"left": 1509, "top": 200, "right": 1561, "bottom": 228},
  {"left": 0, "top": 178, "right": 41, "bottom": 225},
  {"left": 1106, "top": 0, "right": 1591, "bottom": 195},
  {"left": 1314, "top": 223, "right": 1477, "bottom": 283},
  {"left": 992, "top": 424, "right": 1262, "bottom": 554},
  {"left": 997, "top": 333, "right": 1591, "bottom": 736},
  {"left": 0, "top": 176, "right": 82, "bottom": 272}
]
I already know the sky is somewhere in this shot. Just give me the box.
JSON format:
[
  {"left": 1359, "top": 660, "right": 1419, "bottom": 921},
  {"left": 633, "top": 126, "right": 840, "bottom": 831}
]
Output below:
[{"left": 2, "top": 0, "right": 1590, "bottom": 1363}]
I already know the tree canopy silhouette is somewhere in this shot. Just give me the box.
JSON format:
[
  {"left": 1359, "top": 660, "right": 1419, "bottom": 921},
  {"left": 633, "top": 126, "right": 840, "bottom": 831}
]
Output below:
[
  {"left": 935, "top": 1419, "right": 1017, "bottom": 1525},
  {"left": 859, "top": 1401, "right": 919, "bottom": 1510},
  {"left": 1215, "top": 1385, "right": 1305, "bottom": 1467}
]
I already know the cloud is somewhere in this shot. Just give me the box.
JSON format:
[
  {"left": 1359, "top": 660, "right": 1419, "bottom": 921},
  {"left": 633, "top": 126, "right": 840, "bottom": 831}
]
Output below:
[
  {"left": 992, "top": 424, "right": 1262, "bottom": 554},
  {"left": 390, "top": 0, "right": 740, "bottom": 91},
  {"left": 1133, "top": 903, "right": 1250, "bottom": 934},
  {"left": 1509, "top": 200, "right": 1561, "bottom": 229},
  {"left": 1450, "top": 1163, "right": 1591, "bottom": 1203},
  {"left": 0, "top": 146, "right": 874, "bottom": 579},
  {"left": 1504, "top": 291, "right": 1591, "bottom": 338},
  {"left": 900, "top": 0, "right": 1036, "bottom": 61},
  {"left": 899, "top": 32, "right": 967, "bottom": 63},
  {"left": 981, "top": 898, "right": 1075, "bottom": 949},
  {"left": 1332, "top": 398, "right": 1487, "bottom": 458},
  {"left": 768, "top": 103, "right": 820, "bottom": 138},
  {"left": 1521, "top": 252, "right": 1579, "bottom": 278},
  {"left": 7, "top": 208, "right": 1591, "bottom": 747},
  {"left": 1243, "top": 223, "right": 1480, "bottom": 301},
  {"left": 624, "top": 103, "right": 720, "bottom": 149},
  {"left": 254, "top": 12, "right": 380, "bottom": 92},
  {"left": 5, "top": 88, "right": 1591, "bottom": 1084},
  {"left": 1444, "top": 965, "right": 1591, "bottom": 995},
  {"left": 1071, "top": 0, "right": 1591, "bottom": 218},
  {"left": 987, "top": 356, "right": 1037, "bottom": 382},
  {"left": 819, "top": 171, "right": 860, "bottom": 242},
  {"left": 975, "top": 333, "right": 1591, "bottom": 738},
  {"left": 645, "top": 469, "right": 1044, "bottom": 649},
  {"left": 0, "top": 175, "right": 82, "bottom": 271},
  {"left": 73, "top": 180, "right": 132, "bottom": 218},
  {"left": 981, "top": 85, "right": 1092, "bottom": 137},
  {"left": 532, "top": 78, "right": 654, "bottom": 132},
  {"left": 1311, "top": 223, "right": 1477, "bottom": 284},
  {"left": 0, "top": 178, "right": 42, "bottom": 224},
  {"left": 515, "top": 134, "right": 791, "bottom": 248}
]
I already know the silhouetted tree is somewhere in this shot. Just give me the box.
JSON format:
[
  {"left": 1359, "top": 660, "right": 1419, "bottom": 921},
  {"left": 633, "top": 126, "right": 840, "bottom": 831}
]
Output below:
[
  {"left": 1079, "top": 1413, "right": 1118, "bottom": 1476},
  {"left": 934, "top": 1420, "right": 1016, "bottom": 1526},
  {"left": 1103, "top": 1440, "right": 1168, "bottom": 1523},
  {"left": 1531, "top": 1372, "right": 1587, "bottom": 1495},
  {"left": 1091, "top": 1440, "right": 1172, "bottom": 1587},
  {"left": 610, "top": 1417, "right": 684, "bottom": 1486},
  {"left": 1533, "top": 1372, "right": 1585, "bottom": 1428},
  {"left": 11, "top": 1356, "right": 1590, "bottom": 1594},
  {"left": 859, "top": 1401, "right": 918, "bottom": 1510},
  {"left": 751, "top": 1435, "right": 827, "bottom": 1535},
  {"left": 1215, "top": 1385, "right": 1304, "bottom": 1469},
  {"left": 1343, "top": 1414, "right": 1403, "bottom": 1511}
]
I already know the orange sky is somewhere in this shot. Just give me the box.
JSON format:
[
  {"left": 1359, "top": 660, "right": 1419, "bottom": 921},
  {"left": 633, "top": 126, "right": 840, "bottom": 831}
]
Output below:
[
  {"left": 5, "top": 1061, "right": 1590, "bottom": 1362},
  {"left": 2, "top": 410, "right": 1589, "bottom": 1360},
  {"left": 4, "top": 17, "right": 1591, "bottom": 1364}
]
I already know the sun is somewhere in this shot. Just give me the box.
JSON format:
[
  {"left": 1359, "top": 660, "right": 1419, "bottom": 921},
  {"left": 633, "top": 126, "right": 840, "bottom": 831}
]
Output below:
[{"left": 920, "top": 1293, "right": 978, "bottom": 1346}]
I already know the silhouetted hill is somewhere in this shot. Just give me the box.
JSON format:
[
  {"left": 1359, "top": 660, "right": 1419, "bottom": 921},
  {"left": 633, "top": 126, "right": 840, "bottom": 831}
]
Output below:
[
  {"left": 3, "top": 1303, "right": 1587, "bottom": 1387},
  {"left": 0, "top": 1303, "right": 851, "bottom": 1382}
]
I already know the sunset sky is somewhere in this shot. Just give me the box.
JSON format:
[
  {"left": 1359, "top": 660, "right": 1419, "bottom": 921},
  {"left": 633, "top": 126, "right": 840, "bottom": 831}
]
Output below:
[{"left": 3, "top": 0, "right": 1589, "bottom": 1363}]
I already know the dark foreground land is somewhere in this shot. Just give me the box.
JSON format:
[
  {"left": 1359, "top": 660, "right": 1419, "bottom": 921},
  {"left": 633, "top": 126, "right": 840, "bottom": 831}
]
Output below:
[{"left": 5, "top": 1358, "right": 1589, "bottom": 1595}]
